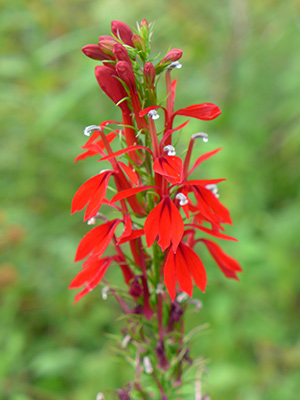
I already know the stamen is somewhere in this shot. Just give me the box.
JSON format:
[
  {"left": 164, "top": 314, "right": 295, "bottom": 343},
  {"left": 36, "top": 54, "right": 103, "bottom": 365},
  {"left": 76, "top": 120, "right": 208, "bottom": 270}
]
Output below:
[
  {"left": 163, "top": 145, "right": 176, "bottom": 156},
  {"left": 147, "top": 109, "right": 160, "bottom": 120},
  {"left": 167, "top": 61, "right": 182, "bottom": 70},
  {"left": 205, "top": 184, "right": 219, "bottom": 198},
  {"left": 101, "top": 286, "right": 110, "bottom": 300},
  {"left": 155, "top": 283, "right": 164, "bottom": 295},
  {"left": 192, "top": 132, "right": 208, "bottom": 142},
  {"left": 176, "top": 292, "right": 188, "bottom": 303},
  {"left": 187, "top": 298, "right": 203, "bottom": 311},
  {"left": 175, "top": 193, "right": 188, "bottom": 206},
  {"left": 96, "top": 393, "right": 104, "bottom": 400},
  {"left": 143, "top": 356, "right": 153, "bottom": 374},
  {"left": 83, "top": 125, "right": 101, "bottom": 136},
  {"left": 87, "top": 217, "right": 96, "bottom": 225},
  {"left": 121, "top": 334, "right": 131, "bottom": 349}
]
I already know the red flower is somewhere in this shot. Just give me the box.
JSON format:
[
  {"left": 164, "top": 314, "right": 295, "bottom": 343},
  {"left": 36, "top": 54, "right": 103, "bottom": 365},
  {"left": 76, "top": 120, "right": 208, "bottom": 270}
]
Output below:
[
  {"left": 164, "top": 241, "right": 207, "bottom": 300},
  {"left": 71, "top": 170, "right": 113, "bottom": 222},
  {"left": 74, "top": 219, "right": 121, "bottom": 262},
  {"left": 111, "top": 20, "right": 133, "bottom": 46},
  {"left": 70, "top": 256, "right": 114, "bottom": 304},
  {"left": 144, "top": 196, "right": 184, "bottom": 252},
  {"left": 200, "top": 239, "right": 242, "bottom": 280}
]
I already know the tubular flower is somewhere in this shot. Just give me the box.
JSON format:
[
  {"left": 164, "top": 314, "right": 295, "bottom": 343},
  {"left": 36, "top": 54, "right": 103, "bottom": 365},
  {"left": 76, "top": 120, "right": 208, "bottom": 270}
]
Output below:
[
  {"left": 144, "top": 196, "right": 184, "bottom": 252},
  {"left": 164, "top": 241, "right": 207, "bottom": 301}
]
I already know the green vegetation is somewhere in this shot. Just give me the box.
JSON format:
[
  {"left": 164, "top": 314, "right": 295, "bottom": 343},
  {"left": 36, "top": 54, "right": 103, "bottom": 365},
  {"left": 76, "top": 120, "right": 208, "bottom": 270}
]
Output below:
[{"left": 1, "top": 1, "right": 300, "bottom": 399}]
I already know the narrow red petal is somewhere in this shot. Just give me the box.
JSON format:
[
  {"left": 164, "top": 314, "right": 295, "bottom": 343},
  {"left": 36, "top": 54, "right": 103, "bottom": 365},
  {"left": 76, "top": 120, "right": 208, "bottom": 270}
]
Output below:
[
  {"left": 188, "top": 148, "right": 222, "bottom": 176},
  {"left": 144, "top": 201, "right": 163, "bottom": 248},
  {"left": 174, "top": 103, "right": 221, "bottom": 121},
  {"left": 98, "top": 145, "right": 153, "bottom": 162},
  {"left": 71, "top": 174, "right": 103, "bottom": 214},
  {"left": 180, "top": 242, "right": 207, "bottom": 292},
  {"left": 164, "top": 251, "right": 177, "bottom": 301},
  {"left": 175, "top": 245, "right": 193, "bottom": 297},
  {"left": 111, "top": 185, "right": 154, "bottom": 203}
]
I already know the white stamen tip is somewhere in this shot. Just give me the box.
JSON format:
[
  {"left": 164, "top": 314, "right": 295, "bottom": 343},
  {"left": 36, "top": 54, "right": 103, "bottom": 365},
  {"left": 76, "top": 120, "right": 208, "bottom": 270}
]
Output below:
[
  {"left": 143, "top": 356, "right": 153, "bottom": 374},
  {"left": 156, "top": 283, "right": 164, "bottom": 294},
  {"left": 168, "top": 61, "right": 182, "bottom": 70},
  {"left": 83, "top": 125, "right": 101, "bottom": 136},
  {"left": 101, "top": 286, "right": 110, "bottom": 300},
  {"left": 205, "top": 184, "right": 219, "bottom": 198},
  {"left": 187, "top": 298, "right": 203, "bottom": 311},
  {"left": 192, "top": 132, "right": 208, "bottom": 142},
  {"left": 147, "top": 110, "right": 160, "bottom": 120},
  {"left": 121, "top": 334, "right": 131, "bottom": 349},
  {"left": 87, "top": 217, "right": 96, "bottom": 225},
  {"left": 176, "top": 292, "right": 189, "bottom": 303},
  {"left": 175, "top": 193, "right": 188, "bottom": 206},
  {"left": 96, "top": 393, "right": 104, "bottom": 400},
  {"left": 163, "top": 145, "right": 176, "bottom": 156}
]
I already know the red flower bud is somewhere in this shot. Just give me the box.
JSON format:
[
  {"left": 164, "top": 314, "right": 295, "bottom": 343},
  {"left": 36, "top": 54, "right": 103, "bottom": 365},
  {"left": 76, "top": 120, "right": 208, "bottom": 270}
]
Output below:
[
  {"left": 111, "top": 20, "right": 133, "bottom": 46},
  {"left": 160, "top": 48, "right": 183, "bottom": 64},
  {"left": 116, "top": 61, "right": 136, "bottom": 92},
  {"left": 132, "top": 34, "right": 146, "bottom": 52},
  {"left": 98, "top": 35, "right": 117, "bottom": 55},
  {"left": 143, "top": 62, "right": 155, "bottom": 88},
  {"left": 82, "top": 44, "right": 115, "bottom": 61},
  {"left": 113, "top": 43, "right": 131, "bottom": 65},
  {"left": 95, "top": 65, "right": 129, "bottom": 113}
]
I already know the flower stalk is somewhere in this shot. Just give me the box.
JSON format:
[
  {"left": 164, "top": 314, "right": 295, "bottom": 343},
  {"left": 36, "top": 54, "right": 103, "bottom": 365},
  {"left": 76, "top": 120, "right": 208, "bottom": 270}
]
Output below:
[{"left": 70, "top": 19, "right": 242, "bottom": 399}]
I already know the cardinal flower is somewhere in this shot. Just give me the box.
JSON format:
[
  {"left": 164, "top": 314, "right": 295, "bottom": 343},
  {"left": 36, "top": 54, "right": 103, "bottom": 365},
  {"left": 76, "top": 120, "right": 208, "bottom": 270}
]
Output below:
[
  {"left": 144, "top": 196, "right": 184, "bottom": 252},
  {"left": 164, "top": 241, "right": 207, "bottom": 300},
  {"left": 71, "top": 170, "right": 113, "bottom": 222}
]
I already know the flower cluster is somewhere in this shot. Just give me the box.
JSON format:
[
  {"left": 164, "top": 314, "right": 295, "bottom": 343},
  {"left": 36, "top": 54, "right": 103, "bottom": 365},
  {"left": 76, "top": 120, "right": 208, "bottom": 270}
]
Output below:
[{"left": 70, "top": 19, "right": 242, "bottom": 314}]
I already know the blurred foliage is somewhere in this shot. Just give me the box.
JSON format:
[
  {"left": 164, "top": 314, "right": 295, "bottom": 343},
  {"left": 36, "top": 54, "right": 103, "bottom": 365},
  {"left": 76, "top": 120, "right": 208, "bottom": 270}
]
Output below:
[{"left": 1, "top": 0, "right": 300, "bottom": 399}]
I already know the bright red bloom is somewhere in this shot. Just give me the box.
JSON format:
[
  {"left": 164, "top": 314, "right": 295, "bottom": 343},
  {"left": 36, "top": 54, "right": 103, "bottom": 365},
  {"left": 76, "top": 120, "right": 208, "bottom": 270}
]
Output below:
[
  {"left": 71, "top": 170, "right": 113, "bottom": 222},
  {"left": 70, "top": 256, "right": 114, "bottom": 304},
  {"left": 74, "top": 219, "right": 121, "bottom": 262},
  {"left": 173, "top": 103, "right": 221, "bottom": 121},
  {"left": 164, "top": 241, "right": 207, "bottom": 300},
  {"left": 144, "top": 196, "right": 184, "bottom": 252},
  {"left": 200, "top": 239, "right": 242, "bottom": 280}
]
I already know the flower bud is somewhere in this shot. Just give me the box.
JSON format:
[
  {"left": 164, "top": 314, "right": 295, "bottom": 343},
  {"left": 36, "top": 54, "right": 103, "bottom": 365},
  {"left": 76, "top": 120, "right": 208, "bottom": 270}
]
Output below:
[
  {"left": 113, "top": 43, "right": 132, "bottom": 65},
  {"left": 129, "top": 276, "right": 143, "bottom": 298},
  {"left": 116, "top": 61, "right": 136, "bottom": 92},
  {"left": 143, "top": 62, "right": 155, "bottom": 88},
  {"left": 140, "top": 18, "right": 149, "bottom": 36},
  {"left": 160, "top": 48, "right": 183, "bottom": 64},
  {"left": 98, "top": 35, "right": 117, "bottom": 56},
  {"left": 82, "top": 44, "right": 115, "bottom": 61},
  {"left": 132, "top": 34, "right": 146, "bottom": 53},
  {"left": 111, "top": 20, "right": 133, "bottom": 46}
]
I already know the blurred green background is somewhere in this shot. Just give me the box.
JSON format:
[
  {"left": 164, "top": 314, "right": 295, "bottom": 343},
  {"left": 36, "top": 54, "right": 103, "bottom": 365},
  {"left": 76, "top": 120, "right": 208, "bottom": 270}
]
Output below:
[{"left": 1, "top": 0, "right": 300, "bottom": 399}]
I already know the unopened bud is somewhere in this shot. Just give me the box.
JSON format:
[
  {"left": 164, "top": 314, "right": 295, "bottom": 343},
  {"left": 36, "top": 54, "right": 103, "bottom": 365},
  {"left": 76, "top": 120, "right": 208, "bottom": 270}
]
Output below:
[
  {"left": 175, "top": 193, "right": 188, "bottom": 206},
  {"left": 116, "top": 61, "right": 136, "bottom": 91},
  {"left": 82, "top": 44, "right": 115, "bottom": 61},
  {"left": 160, "top": 48, "right": 183, "bottom": 64},
  {"left": 147, "top": 110, "right": 159, "bottom": 120},
  {"left": 192, "top": 132, "right": 208, "bottom": 142},
  {"left": 111, "top": 20, "right": 133, "bottom": 46},
  {"left": 143, "top": 356, "right": 153, "bottom": 374},
  {"left": 163, "top": 145, "right": 176, "bottom": 156},
  {"left": 113, "top": 43, "right": 131, "bottom": 65},
  {"left": 132, "top": 34, "right": 146, "bottom": 53},
  {"left": 143, "top": 62, "right": 155, "bottom": 87},
  {"left": 101, "top": 286, "right": 110, "bottom": 300}
]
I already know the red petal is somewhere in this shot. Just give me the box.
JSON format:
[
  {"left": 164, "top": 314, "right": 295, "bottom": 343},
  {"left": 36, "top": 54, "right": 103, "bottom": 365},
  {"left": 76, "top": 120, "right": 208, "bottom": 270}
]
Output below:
[
  {"left": 180, "top": 242, "right": 207, "bottom": 292},
  {"left": 74, "top": 220, "right": 120, "bottom": 262},
  {"left": 174, "top": 244, "right": 193, "bottom": 297},
  {"left": 183, "top": 178, "right": 226, "bottom": 186},
  {"left": 84, "top": 171, "right": 113, "bottom": 221},
  {"left": 117, "top": 229, "right": 144, "bottom": 244},
  {"left": 174, "top": 103, "right": 221, "bottom": 121},
  {"left": 201, "top": 239, "right": 242, "bottom": 279},
  {"left": 98, "top": 145, "right": 153, "bottom": 161},
  {"left": 111, "top": 185, "right": 154, "bottom": 203},
  {"left": 188, "top": 148, "right": 222, "bottom": 176},
  {"left": 157, "top": 198, "right": 172, "bottom": 251},
  {"left": 71, "top": 174, "right": 103, "bottom": 214},
  {"left": 187, "top": 224, "right": 238, "bottom": 241},
  {"left": 153, "top": 156, "right": 183, "bottom": 184},
  {"left": 164, "top": 251, "right": 177, "bottom": 301},
  {"left": 144, "top": 200, "right": 163, "bottom": 248},
  {"left": 118, "top": 161, "right": 139, "bottom": 186},
  {"left": 168, "top": 199, "right": 184, "bottom": 252}
]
